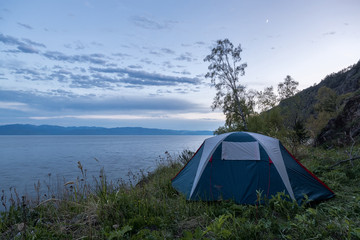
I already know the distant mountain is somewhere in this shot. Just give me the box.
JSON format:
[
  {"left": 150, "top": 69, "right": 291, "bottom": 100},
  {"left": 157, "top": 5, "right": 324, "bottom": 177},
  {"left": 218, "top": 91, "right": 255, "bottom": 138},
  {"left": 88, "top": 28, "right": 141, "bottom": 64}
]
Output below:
[{"left": 0, "top": 124, "right": 213, "bottom": 135}]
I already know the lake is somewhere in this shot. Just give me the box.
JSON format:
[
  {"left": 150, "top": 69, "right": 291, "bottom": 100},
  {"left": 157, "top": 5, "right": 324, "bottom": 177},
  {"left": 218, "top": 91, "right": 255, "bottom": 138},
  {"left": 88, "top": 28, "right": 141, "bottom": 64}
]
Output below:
[{"left": 0, "top": 135, "right": 209, "bottom": 208}]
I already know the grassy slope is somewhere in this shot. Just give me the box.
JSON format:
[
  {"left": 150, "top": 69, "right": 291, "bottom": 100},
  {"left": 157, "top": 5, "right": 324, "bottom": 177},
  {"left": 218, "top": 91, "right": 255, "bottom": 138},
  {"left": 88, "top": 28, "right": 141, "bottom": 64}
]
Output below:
[{"left": 1, "top": 146, "right": 360, "bottom": 239}]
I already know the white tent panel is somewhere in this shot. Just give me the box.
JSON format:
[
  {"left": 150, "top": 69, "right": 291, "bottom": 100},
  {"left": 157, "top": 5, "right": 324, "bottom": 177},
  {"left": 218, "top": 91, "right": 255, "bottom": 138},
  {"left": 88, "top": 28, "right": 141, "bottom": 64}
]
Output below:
[
  {"left": 189, "top": 132, "right": 233, "bottom": 198},
  {"left": 246, "top": 132, "right": 295, "bottom": 200},
  {"left": 222, "top": 141, "right": 260, "bottom": 160}
]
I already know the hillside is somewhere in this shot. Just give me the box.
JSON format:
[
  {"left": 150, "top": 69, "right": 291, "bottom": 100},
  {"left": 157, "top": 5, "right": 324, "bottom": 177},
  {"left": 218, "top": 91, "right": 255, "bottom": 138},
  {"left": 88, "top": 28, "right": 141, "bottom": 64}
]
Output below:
[
  {"left": 273, "top": 59, "right": 360, "bottom": 144},
  {"left": 0, "top": 124, "right": 213, "bottom": 135},
  {"left": 278, "top": 59, "right": 360, "bottom": 122}
]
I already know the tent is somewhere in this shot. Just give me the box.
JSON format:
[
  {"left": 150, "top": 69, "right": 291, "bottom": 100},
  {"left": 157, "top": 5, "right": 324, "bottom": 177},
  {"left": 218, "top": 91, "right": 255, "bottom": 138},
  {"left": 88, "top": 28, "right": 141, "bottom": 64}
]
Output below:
[{"left": 172, "top": 132, "right": 334, "bottom": 204}]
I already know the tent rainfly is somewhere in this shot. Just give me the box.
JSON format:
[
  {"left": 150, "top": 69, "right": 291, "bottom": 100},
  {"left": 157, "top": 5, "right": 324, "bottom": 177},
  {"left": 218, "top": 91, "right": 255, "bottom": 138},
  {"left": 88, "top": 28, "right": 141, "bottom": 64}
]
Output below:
[{"left": 172, "top": 132, "right": 334, "bottom": 204}]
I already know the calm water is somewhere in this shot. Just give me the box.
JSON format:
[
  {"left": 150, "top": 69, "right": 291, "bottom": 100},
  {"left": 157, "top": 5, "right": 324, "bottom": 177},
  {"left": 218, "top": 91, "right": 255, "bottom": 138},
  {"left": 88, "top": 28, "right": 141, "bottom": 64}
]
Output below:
[{"left": 0, "top": 135, "right": 208, "bottom": 206}]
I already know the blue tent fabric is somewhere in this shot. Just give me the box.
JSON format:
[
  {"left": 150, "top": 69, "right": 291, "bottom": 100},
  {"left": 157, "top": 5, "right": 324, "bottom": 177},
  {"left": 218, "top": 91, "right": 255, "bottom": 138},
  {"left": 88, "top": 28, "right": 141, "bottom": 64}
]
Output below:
[
  {"left": 279, "top": 143, "right": 334, "bottom": 202},
  {"left": 172, "top": 132, "right": 334, "bottom": 205},
  {"left": 171, "top": 144, "right": 204, "bottom": 198}
]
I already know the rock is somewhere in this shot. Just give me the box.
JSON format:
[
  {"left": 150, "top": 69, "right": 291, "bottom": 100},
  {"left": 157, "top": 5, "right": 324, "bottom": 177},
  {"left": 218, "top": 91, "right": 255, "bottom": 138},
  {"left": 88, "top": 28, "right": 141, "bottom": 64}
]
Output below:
[
  {"left": 315, "top": 94, "right": 360, "bottom": 146},
  {"left": 17, "top": 222, "right": 25, "bottom": 231}
]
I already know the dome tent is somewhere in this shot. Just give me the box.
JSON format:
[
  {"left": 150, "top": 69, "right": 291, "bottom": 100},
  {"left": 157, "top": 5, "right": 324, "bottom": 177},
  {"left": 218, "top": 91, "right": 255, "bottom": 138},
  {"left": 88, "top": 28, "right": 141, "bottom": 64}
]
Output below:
[{"left": 172, "top": 132, "right": 334, "bottom": 204}]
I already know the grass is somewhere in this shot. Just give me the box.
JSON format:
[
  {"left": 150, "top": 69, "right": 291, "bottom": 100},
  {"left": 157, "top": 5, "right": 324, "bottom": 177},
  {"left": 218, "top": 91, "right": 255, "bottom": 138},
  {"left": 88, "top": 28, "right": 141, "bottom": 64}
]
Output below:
[{"left": 1, "top": 145, "right": 360, "bottom": 239}]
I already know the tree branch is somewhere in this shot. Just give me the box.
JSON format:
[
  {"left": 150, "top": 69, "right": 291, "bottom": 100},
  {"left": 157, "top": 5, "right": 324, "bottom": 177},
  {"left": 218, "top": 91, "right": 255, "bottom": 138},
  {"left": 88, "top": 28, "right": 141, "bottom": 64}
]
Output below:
[{"left": 329, "top": 156, "right": 360, "bottom": 169}]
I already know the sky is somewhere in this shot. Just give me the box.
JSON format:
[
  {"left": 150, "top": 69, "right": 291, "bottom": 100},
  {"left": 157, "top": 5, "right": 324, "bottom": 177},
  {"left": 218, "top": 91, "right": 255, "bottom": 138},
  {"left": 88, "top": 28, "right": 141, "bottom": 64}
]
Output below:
[{"left": 0, "top": 0, "right": 359, "bottom": 131}]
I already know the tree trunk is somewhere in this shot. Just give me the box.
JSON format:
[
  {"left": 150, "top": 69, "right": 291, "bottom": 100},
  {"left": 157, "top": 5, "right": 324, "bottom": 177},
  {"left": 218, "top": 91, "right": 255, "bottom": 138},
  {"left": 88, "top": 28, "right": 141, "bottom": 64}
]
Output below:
[{"left": 234, "top": 94, "right": 248, "bottom": 131}]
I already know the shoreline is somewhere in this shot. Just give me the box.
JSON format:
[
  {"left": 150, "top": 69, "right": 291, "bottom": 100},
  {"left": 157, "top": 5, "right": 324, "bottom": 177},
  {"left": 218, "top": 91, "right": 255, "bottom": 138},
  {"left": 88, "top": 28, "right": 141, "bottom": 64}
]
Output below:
[{"left": 1, "top": 145, "right": 360, "bottom": 239}]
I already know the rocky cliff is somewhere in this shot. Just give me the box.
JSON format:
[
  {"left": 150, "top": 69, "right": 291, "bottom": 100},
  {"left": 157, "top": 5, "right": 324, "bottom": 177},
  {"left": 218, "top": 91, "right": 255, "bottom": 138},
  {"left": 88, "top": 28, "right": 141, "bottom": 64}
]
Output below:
[{"left": 315, "top": 93, "right": 360, "bottom": 146}]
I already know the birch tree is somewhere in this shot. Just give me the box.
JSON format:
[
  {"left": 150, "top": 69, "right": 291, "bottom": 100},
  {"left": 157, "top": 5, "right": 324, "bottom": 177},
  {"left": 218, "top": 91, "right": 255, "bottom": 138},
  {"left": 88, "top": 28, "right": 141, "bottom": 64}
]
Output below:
[{"left": 204, "top": 39, "right": 249, "bottom": 130}]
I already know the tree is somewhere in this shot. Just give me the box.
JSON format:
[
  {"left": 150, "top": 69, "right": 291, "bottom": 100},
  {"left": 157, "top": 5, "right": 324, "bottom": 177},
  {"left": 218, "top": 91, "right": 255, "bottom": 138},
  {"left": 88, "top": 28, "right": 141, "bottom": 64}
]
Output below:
[
  {"left": 293, "top": 119, "right": 310, "bottom": 144},
  {"left": 315, "top": 86, "right": 338, "bottom": 113},
  {"left": 287, "top": 119, "right": 309, "bottom": 156},
  {"left": 277, "top": 75, "right": 299, "bottom": 101},
  {"left": 256, "top": 86, "right": 278, "bottom": 112},
  {"left": 307, "top": 86, "right": 339, "bottom": 137},
  {"left": 219, "top": 89, "right": 256, "bottom": 129},
  {"left": 204, "top": 39, "right": 249, "bottom": 130}
]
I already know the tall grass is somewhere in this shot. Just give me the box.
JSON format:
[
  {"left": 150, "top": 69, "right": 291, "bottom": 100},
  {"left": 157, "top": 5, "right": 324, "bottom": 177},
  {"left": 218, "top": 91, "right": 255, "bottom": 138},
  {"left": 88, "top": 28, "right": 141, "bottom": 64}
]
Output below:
[{"left": 1, "top": 146, "right": 360, "bottom": 239}]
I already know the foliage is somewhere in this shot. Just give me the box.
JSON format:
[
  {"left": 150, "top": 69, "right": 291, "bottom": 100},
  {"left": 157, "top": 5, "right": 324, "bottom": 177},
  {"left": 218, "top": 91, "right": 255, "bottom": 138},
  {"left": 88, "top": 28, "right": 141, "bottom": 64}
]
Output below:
[
  {"left": 204, "top": 39, "right": 250, "bottom": 130},
  {"left": 315, "top": 86, "right": 338, "bottom": 113},
  {"left": 213, "top": 74, "right": 304, "bottom": 147},
  {"left": 292, "top": 119, "right": 310, "bottom": 144},
  {"left": 304, "top": 86, "right": 339, "bottom": 137},
  {"left": 307, "top": 111, "right": 335, "bottom": 138},
  {"left": 277, "top": 75, "right": 299, "bottom": 101},
  {"left": 213, "top": 124, "right": 240, "bottom": 135},
  {"left": 256, "top": 86, "right": 278, "bottom": 112},
  {"left": 285, "top": 119, "right": 310, "bottom": 155},
  {"left": 1, "top": 145, "right": 360, "bottom": 239},
  {"left": 247, "top": 107, "right": 285, "bottom": 138},
  {"left": 218, "top": 89, "right": 256, "bottom": 130}
]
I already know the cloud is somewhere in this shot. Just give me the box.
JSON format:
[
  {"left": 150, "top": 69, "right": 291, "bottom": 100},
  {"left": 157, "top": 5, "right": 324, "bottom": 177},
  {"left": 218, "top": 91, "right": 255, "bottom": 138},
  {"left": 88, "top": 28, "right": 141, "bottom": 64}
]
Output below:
[
  {"left": 17, "top": 44, "right": 39, "bottom": 54},
  {"left": 8, "top": 63, "right": 199, "bottom": 90},
  {"left": 130, "top": 16, "right": 174, "bottom": 30},
  {"left": 0, "top": 33, "right": 23, "bottom": 46},
  {"left": 140, "top": 58, "right": 153, "bottom": 65},
  {"left": 113, "top": 53, "right": 130, "bottom": 58},
  {"left": 90, "top": 67, "right": 202, "bottom": 86},
  {"left": 69, "top": 74, "right": 113, "bottom": 89},
  {"left": 195, "top": 41, "right": 206, "bottom": 46},
  {"left": 64, "top": 40, "right": 85, "bottom": 50},
  {"left": 0, "top": 34, "right": 106, "bottom": 63},
  {"left": 17, "top": 22, "right": 33, "bottom": 30},
  {"left": 91, "top": 41, "right": 103, "bottom": 47},
  {"left": 174, "top": 88, "right": 189, "bottom": 94},
  {"left": 128, "top": 65, "right": 142, "bottom": 69},
  {"left": 323, "top": 31, "right": 336, "bottom": 36},
  {"left": 173, "top": 70, "right": 191, "bottom": 75},
  {"left": 0, "top": 33, "right": 44, "bottom": 54},
  {"left": 0, "top": 101, "right": 31, "bottom": 111},
  {"left": 181, "top": 43, "right": 191, "bottom": 47},
  {"left": 149, "top": 50, "right": 161, "bottom": 56},
  {"left": 49, "top": 89, "right": 76, "bottom": 97},
  {"left": 28, "top": 114, "right": 155, "bottom": 120},
  {"left": 49, "top": 69, "right": 73, "bottom": 83},
  {"left": 162, "top": 61, "right": 175, "bottom": 69},
  {"left": 48, "top": 68, "right": 120, "bottom": 89},
  {"left": 22, "top": 38, "right": 46, "bottom": 48},
  {"left": 175, "top": 52, "right": 196, "bottom": 62},
  {"left": 0, "top": 89, "right": 204, "bottom": 114},
  {"left": 181, "top": 42, "right": 207, "bottom": 48},
  {"left": 43, "top": 51, "right": 107, "bottom": 65},
  {"left": 13, "top": 68, "right": 42, "bottom": 80},
  {"left": 0, "top": 73, "right": 6, "bottom": 80},
  {"left": 161, "top": 48, "right": 175, "bottom": 55}
]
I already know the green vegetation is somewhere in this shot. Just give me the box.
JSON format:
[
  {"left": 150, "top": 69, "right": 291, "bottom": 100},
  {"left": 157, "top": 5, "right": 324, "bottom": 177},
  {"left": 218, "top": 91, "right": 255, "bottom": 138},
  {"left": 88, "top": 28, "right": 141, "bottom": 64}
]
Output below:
[
  {"left": 206, "top": 40, "right": 359, "bottom": 148},
  {"left": 1, "top": 145, "right": 360, "bottom": 239},
  {"left": 1, "top": 42, "right": 359, "bottom": 239}
]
